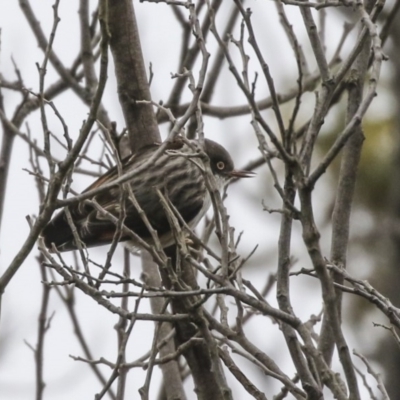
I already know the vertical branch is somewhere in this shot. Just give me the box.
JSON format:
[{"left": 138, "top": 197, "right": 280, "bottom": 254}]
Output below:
[
  {"left": 141, "top": 251, "right": 187, "bottom": 400},
  {"left": 298, "top": 184, "right": 361, "bottom": 400},
  {"left": 79, "top": 0, "right": 99, "bottom": 92},
  {"left": 28, "top": 139, "right": 52, "bottom": 400},
  {"left": 34, "top": 254, "right": 51, "bottom": 400},
  {"left": 115, "top": 250, "right": 131, "bottom": 399},
  {"left": 276, "top": 176, "right": 321, "bottom": 399},
  {"left": 37, "top": 0, "right": 61, "bottom": 175},
  {"left": 318, "top": 0, "right": 373, "bottom": 368},
  {"left": 107, "top": 0, "right": 160, "bottom": 153},
  {"left": 0, "top": 112, "right": 15, "bottom": 228}
]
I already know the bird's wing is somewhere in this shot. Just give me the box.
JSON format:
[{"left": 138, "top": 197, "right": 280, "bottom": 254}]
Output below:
[{"left": 42, "top": 145, "right": 158, "bottom": 251}]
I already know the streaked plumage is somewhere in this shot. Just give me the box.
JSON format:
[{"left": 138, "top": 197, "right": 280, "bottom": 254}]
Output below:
[{"left": 42, "top": 138, "right": 253, "bottom": 252}]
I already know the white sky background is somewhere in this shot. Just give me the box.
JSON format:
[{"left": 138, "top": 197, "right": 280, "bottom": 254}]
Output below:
[{"left": 0, "top": 0, "right": 393, "bottom": 399}]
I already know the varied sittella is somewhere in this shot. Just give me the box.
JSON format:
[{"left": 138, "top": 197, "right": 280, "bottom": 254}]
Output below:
[{"left": 42, "top": 138, "right": 254, "bottom": 252}]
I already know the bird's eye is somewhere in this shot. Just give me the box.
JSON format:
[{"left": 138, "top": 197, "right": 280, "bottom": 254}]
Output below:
[{"left": 216, "top": 161, "right": 225, "bottom": 170}]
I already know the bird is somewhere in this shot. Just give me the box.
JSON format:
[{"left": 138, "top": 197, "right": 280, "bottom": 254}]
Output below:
[{"left": 42, "top": 138, "right": 254, "bottom": 252}]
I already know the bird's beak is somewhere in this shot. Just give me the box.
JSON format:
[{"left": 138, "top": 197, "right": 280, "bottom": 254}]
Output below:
[{"left": 229, "top": 169, "right": 256, "bottom": 178}]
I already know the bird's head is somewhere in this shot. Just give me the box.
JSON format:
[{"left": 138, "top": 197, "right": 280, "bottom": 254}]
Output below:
[{"left": 203, "top": 139, "right": 255, "bottom": 181}]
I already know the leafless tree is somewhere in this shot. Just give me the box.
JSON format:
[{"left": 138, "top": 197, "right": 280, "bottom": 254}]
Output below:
[{"left": 0, "top": 0, "right": 399, "bottom": 399}]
